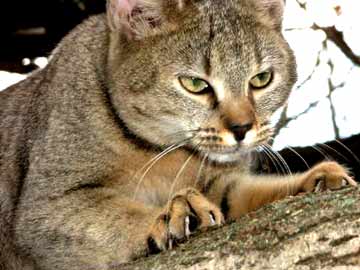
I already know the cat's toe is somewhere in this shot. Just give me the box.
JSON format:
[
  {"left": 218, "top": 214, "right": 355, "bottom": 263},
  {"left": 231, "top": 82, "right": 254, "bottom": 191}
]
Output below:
[
  {"left": 300, "top": 161, "right": 357, "bottom": 193},
  {"left": 147, "top": 188, "right": 224, "bottom": 255}
]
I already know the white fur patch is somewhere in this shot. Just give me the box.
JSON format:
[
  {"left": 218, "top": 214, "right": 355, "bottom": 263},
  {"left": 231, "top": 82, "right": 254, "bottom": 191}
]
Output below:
[
  {"left": 211, "top": 79, "right": 226, "bottom": 102},
  {"left": 207, "top": 151, "right": 248, "bottom": 163},
  {"left": 221, "top": 131, "right": 237, "bottom": 146},
  {"left": 242, "top": 129, "right": 256, "bottom": 147}
]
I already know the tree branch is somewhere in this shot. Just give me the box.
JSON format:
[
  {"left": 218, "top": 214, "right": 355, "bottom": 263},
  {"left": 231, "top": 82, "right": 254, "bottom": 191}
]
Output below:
[
  {"left": 272, "top": 101, "right": 320, "bottom": 139},
  {"left": 272, "top": 49, "right": 322, "bottom": 138},
  {"left": 312, "top": 24, "right": 360, "bottom": 67},
  {"left": 294, "top": 0, "right": 360, "bottom": 67},
  {"left": 119, "top": 187, "right": 360, "bottom": 270}
]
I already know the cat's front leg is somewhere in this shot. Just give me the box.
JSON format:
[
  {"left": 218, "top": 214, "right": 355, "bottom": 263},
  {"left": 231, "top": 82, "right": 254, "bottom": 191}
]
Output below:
[
  {"left": 147, "top": 188, "right": 224, "bottom": 254},
  {"left": 221, "top": 161, "right": 357, "bottom": 220}
]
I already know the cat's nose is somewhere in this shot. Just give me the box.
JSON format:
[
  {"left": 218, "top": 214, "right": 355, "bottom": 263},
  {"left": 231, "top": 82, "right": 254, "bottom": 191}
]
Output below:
[{"left": 228, "top": 123, "right": 253, "bottom": 142}]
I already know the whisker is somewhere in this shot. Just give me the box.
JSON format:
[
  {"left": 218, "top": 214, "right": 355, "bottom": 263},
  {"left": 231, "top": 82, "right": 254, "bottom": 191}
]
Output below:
[
  {"left": 264, "top": 141, "right": 293, "bottom": 196},
  {"left": 193, "top": 153, "right": 208, "bottom": 190},
  {"left": 166, "top": 145, "right": 200, "bottom": 211},
  {"left": 310, "top": 145, "right": 331, "bottom": 160},
  {"left": 253, "top": 146, "right": 269, "bottom": 173},
  {"left": 263, "top": 144, "right": 287, "bottom": 175},
  {"left": 334, "top": 139, "right": 360, "bottom": 166},
  {"left": 132, "top": 138, "right": 192, "bottom": 200},
  {"left": 265, "top": 137, "right": 292, "bottom": 175},
  {"left": 267, "top": 144, "right": 292, "bottom": 176},
  {"left": 259, "top": 145, "right": 282, "bottom": 175},
  {"left": 318, "top": 143, "right": 348, "bottom": 161},
  {"left": 285, "top": 146, "right": 310, "bottom": 169},
  {"left": 133, "top": 139, "right": 186, "bottom": 180}
]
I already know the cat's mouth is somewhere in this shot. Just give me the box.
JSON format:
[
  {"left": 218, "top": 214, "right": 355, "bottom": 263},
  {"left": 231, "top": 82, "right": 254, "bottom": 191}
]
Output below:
[
  {"left": 190, "top": 140, "right": 249, "bottom": 165},
  {"left": 189, "top": 126, "right": 271, "bottom": 164}
]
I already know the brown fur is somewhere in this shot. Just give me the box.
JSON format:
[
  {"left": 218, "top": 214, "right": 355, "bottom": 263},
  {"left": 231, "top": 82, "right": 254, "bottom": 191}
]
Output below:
[{"left": 0, "top": 0, "right": 356, "bottom": 269}]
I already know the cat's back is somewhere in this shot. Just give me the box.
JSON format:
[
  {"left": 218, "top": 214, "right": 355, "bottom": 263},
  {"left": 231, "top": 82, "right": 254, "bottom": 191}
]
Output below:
[
  {"left": 0, "top": 14, "right": 109, "bottom": 270},
  {"left": 0, "top": 69, "right": 47, "bottom": 159},
  {"left": 0, "top": 69, "right": 47, "bottom": 270},
  {"left": 0, "top": 14, "right": 109, "bottom": 149},
  {"left": 0, "top": 71, "right": 42, "bottom": 119}
]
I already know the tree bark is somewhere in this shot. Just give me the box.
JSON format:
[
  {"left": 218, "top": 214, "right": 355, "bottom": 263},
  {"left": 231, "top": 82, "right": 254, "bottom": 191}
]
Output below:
[{"left": 120, "top": 187, "right": 360, "bottom": 270}]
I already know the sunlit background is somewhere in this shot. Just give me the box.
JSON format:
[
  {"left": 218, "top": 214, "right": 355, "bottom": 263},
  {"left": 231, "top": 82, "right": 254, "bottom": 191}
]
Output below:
[
  {"left": 273, "top": 0, "right": 360, "bottom": 149},
  {"left": 1, "top": 0, "right": 359, "bottom": 151}
]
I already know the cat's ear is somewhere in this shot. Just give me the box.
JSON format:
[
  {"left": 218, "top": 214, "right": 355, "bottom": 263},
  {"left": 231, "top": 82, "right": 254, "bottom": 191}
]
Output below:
[
  {"left": 107, "top": 0, "right": 188, "bottom": 39},
  {"left": 107, "top": 0, "right": 163, "bottom": 39},
  {"left": 252, "top": 0, "right": 285, "bottom": 31}
]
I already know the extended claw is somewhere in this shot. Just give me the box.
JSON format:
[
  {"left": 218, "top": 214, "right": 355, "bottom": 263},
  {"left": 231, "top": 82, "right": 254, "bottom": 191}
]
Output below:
[
  {"left": 184, "top": 216, "right": 191, "bottom": 238},
  {"left": 315, "top": 179, "right": 325, "bottom": 192},
  {"left": 168, "top": 238, "right": 173, "bottom": 250},
  {"left": 209, "top": 212, "right": 216, "bottom": 226},
  {"left": 342, "top": 179, "right": 347, "bottom": 187}
]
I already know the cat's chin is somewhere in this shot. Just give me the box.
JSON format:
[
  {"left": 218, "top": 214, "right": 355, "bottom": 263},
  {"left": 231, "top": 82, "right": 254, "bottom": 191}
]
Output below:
[{"left": 206, "top": 150, "right": 250, "bottom": 164}]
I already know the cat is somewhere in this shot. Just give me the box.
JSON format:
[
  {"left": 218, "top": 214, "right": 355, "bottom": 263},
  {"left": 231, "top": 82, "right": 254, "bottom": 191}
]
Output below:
[{"left": 0, "top": 0, "right": 357, "bottom": 269}]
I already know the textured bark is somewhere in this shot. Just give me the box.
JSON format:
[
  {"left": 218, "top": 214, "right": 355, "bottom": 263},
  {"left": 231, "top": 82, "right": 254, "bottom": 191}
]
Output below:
[{"left": 120, "top": 187, "right": 360, "bottom": 270}]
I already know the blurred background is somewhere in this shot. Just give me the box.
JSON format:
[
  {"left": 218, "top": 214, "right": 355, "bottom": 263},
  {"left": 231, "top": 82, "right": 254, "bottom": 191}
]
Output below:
[{"left": 0, "top": 0, "right": 359, "bottom": 176}]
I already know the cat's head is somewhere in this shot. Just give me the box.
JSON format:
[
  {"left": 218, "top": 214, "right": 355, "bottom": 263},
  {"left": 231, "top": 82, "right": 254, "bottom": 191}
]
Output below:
[{"left": 107, "top": 0, "right": 297, "bottom": 164}]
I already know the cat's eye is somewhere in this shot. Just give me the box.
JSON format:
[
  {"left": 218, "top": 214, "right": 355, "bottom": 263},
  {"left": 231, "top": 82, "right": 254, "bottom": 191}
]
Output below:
[
  {"left": 249, "top": 71, "right": 273, "bottom": 89},
  {"left": 179, "top": 77, "right": 210, "bottom": 94}
]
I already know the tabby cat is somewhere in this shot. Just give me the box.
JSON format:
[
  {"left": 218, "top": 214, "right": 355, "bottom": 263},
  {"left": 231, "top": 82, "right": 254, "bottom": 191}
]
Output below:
[{"left": 0, "top": 0, "right": 356, "bottom": 269}]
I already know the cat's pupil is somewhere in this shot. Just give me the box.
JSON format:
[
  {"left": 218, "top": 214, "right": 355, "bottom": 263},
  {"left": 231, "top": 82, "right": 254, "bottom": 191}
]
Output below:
[
  {"left": 192, "top": 79, "right": 203, "bottom": 87},
  {"left": 258, "top": 73, "right": 266, "bottom": 81},
  {"left": 258, "top": 72, "right": 269, "bottom": 82}
]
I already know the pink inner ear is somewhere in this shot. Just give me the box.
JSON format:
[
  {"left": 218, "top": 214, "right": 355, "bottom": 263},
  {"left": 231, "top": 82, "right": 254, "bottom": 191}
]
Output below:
[{"left": 115, "top": 0, "right": 138, "bottom": 16}]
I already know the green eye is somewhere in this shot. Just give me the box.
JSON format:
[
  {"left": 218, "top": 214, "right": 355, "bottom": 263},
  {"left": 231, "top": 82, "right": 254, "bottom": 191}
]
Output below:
[
  {"left": 249, "top": 71, "right": 273, "bottom": 89},
  {"left": 179, "top": 77, "right": 209, "bottom": 93}
]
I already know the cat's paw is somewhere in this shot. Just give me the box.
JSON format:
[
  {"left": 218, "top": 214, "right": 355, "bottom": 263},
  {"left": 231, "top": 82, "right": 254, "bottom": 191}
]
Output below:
[
  {"left": 299, "top": 161, "right": 357, "bottom": 193},
  {"left": 147, "top": 188, "right": 224, "bottom": 254}
]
